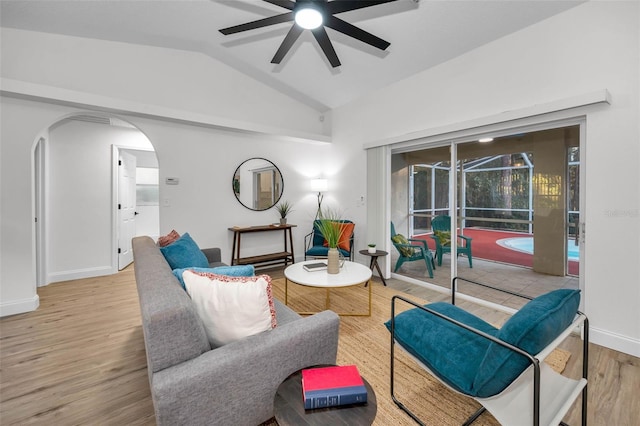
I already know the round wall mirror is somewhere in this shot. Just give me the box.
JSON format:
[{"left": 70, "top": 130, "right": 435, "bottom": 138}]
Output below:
[{"left": 232, "top": 158, "right": 284, "bottom": 211}]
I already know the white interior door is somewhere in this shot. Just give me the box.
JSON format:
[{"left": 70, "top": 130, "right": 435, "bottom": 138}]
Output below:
[{"left": 118, "top": 151, "right": 136, "bottom": 270}]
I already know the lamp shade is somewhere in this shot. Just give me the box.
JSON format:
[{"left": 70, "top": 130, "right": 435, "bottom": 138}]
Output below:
[{"left": 310, "top": 178, "right": 328, "bottom": 192}]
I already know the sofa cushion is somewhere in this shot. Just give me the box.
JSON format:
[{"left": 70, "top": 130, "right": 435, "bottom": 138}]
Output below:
[
  {"left": 159, "top": 233, "right": 209, "bottom": 269},
  {"left": 472, "top": 289, "right": 581, "bottom": 397},
  {"left": 172, "top": 265, "right": 255, "bottom": 289},
  {"left": 132, "top": 236, "right": 211, "bottom": 373},
  {"left": 385, "top": 302, "right": 498, "bottom": 395},
  {"left": 157, "top": 229, "right": 180, "bottom": 247},
  {"left": 183, "top": 271, "right": 277, "bottom": 347}
]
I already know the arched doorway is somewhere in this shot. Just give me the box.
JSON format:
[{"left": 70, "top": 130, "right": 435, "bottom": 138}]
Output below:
[{"left": 34, "top": 113, "right": 158, "bottom": 286}]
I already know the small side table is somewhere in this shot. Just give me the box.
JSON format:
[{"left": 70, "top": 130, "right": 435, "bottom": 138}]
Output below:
[
  {"left": 274, "top": 367, "right": 377, "bottom": 426},
  {"left": 358, "top": 249, "right": 388, "bottom": 287}
]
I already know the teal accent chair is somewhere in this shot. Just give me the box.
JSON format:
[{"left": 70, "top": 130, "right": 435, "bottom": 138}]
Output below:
[
  {"left": 430, "top": 215, "right": 473, "bottom": 268},
  {"left": 304, "top": 220, "right": 355, "bottom": 261},
  {"left": 390, "top": 222, "right": 435, "bottom": 278},
  {"left": 386, "top": 279, "right": 588, "bottom": 426}
]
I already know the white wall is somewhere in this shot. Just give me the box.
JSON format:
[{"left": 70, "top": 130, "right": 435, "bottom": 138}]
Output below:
[
  {"left": 332, "top": 1, "right": 640, "bottom": 356},
  {"left": 129, "top": 115, "right": 366, "bottom": 263},
  {"left": 1, "top": 99, "right": 72, "bottom": 315},
  {"left": 0, "top": 28, "right": 327, "bottom": 137}
]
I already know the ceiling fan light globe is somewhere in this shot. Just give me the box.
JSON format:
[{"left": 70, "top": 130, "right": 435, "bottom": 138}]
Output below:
[{"left": 295, "top": 8, "right": 323, "bottom": 30}]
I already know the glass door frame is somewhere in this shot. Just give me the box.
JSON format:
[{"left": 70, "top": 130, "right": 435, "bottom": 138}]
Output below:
[{"left": 388, "top": 116, "right": 586, "bottom": 307}]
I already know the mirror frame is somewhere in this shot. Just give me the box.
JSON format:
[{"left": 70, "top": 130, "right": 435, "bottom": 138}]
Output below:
[{"left": 232, "top": 157, "right": 284, "bottom": 211}]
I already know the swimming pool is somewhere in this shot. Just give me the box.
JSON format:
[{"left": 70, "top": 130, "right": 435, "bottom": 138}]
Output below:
[{"left": 497, "top": 237, "right": 580, "bottom": 261}]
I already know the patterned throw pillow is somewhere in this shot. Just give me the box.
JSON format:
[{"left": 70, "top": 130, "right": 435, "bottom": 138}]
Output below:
[
  {"left": 157, "top": 229, "right": 180, "bottom": 247},
  {"left": 182, "top": 271, "right": 277, "bottom": 347},
  {"left": 391, "top": 234, "right": 415, "bottom": 257},
  {"left": 159, "top": 233, "right": 209, "bottom": 269},
  {"left": 172, "top": 265, "right": 255, "bottom": 289},
  {"left": 434, "top": 230, "right": 451, "bottom": 247}
]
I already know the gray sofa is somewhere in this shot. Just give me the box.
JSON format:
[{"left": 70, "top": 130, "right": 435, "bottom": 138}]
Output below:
[{"left": 132, "top": 236, "right": 340, "bottom": 425}]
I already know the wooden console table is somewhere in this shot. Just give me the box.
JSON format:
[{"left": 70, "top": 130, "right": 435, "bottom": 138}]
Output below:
[{"left": 228, "top": 224, "right": 297, "bottom": 268}]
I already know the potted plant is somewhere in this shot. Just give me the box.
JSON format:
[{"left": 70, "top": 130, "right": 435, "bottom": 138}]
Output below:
[
  {"left": 275, "top": 200, "right": 294, "bottom": 225},
  {"left": 368, "top": 243, "right": 377, "bottom": 254},
  {"left": 315, "top": 207, "right": 346, "bottom": 274}
]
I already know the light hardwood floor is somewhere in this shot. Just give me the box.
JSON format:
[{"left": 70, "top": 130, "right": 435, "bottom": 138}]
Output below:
[{"left": 1, "top": 265, "right": 638, "bottom": 425}]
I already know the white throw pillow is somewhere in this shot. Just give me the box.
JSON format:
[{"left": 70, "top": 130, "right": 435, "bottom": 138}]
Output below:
[{"left": 182, "top": 271, "right": 277, "bottom": 347}]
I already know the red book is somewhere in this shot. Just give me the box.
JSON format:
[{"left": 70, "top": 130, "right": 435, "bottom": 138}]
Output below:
[{"left": 301, "top": 365, "right": 367, "bottom": 409}]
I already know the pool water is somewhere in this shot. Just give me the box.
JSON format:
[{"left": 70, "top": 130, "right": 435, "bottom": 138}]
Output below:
[{"left": 497, "top": 237, "right": 580, "bottom": 261}]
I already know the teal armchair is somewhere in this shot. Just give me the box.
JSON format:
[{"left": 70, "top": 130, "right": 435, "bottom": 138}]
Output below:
[
  {"left": 390, "top": 222, "right": 435, "bottom": 278},
  {"left": 305, "top": 220, "right": 355, "bottom": 261},
  {"left": 429, "top": 215, "right": 473, "bottom": 268}
]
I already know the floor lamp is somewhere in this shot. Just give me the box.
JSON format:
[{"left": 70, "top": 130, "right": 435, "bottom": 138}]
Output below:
[{"left": 310, "top": 178, "right": 327, "bottom": 219}]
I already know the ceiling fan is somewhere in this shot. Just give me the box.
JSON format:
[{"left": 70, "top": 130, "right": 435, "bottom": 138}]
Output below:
[{"left": 219, "top": 0, "right": 398, "bottom": 68}]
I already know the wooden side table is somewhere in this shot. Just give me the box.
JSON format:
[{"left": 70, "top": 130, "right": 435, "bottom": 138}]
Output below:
[
  {"left": 228, "top": 224, "right": 296, "bottom": 268},
  {"left": 274, "top": 367, "right": 377, "bottom": 426},
  {"left": 358, "top": 249, "right": 388, "bottom": 286}
]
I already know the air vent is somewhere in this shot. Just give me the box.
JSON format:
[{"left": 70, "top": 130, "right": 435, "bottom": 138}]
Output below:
[
  {"left": 68, "top": 115, "right": 112, "bottom": 125},
  {"left": 66, "top": 115, "right": 137, "bottom": 129}
]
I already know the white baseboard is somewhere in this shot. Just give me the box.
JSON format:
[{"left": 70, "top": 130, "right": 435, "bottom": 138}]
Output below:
[
  {"left": 48, "top": 265, "right": 115, "bottom": 284},
  {"left": 0, "top": 294, "right": 40, "bottom": 317},
  {"left": 590, "top": 327, "right": 640, "bottom": 358}
]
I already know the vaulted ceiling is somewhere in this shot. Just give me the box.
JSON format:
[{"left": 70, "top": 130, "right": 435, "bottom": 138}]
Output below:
[{"left": 0, "top": 0, "right": 583, "bottom": 112}]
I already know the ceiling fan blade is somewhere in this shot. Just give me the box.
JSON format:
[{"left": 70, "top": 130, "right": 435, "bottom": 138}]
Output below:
[
  {"left": 325, "top": 15, "right": 390, "bottom": 50},
  {"left": 271, "top": 25, "right": 304, "bottom": 64},
  {"left": 311, "top": 26, "right": 341, "bottom": 68},
  {"left": 327, "top": 0, "right": 398, "bottom": 15},
  {"left": 219, "top": 12, "right": 293, "bottom": 35},
  {"left": 263, "top": 0, "right": 296, "bottom": 10}
]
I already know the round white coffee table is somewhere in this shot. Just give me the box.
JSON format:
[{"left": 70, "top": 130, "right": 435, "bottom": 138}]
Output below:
[{"left": 284, "top": 261, "right": 373, "bottom": 316}]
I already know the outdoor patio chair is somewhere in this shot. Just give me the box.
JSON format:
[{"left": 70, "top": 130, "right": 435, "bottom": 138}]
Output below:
[
  {"left": 387, "top": 277, "right": 588, "bottom": 426},
  {"left": 390, "top": 222, "right": 435, "bottom": 278},
  {"left": 430, "top": 215, "right": 473, "bottom": 267},
  {"left": 304, "top": 219, "right": 355, "bottom": 261}
]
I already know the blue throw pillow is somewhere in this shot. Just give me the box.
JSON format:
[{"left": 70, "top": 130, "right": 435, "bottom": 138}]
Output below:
[
  {"left": 159, "top": 233, "right": 209, "bottom": 270},
  {"left": 172, "top": 265, "right": 255, "bottom": 289},
  {"left": 472, "top": 289, "right": 581, "bottom": 397}
]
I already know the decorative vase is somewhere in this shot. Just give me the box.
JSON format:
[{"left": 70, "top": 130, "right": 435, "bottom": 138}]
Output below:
[
  {"left": 368, "top": 246, "right": 377, "bottom": 254},
  {"left": 327, "top": 247, "right": 340, "bottom": 274},
  {"left": 280, "top": 218, "right": 287, "bottom": 225}
]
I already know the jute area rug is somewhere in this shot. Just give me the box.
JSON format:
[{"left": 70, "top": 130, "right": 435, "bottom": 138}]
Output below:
[{"left": 269, "top": 278, "right": 570, "bottom": 426}]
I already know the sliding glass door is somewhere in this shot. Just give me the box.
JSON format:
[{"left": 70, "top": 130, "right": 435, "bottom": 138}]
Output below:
[{"left": 389, "top": 125, "right": 581, "bottom": 304}]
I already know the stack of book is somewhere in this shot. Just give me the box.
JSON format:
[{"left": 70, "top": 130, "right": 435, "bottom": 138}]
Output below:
[{"left": 301, "top": 365, "right": 367, "bottom": 409}]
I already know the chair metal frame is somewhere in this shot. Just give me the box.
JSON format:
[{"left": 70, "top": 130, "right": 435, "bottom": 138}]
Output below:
[{"left": 390, "top": 277, "right": 589, "bottom": 426}]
